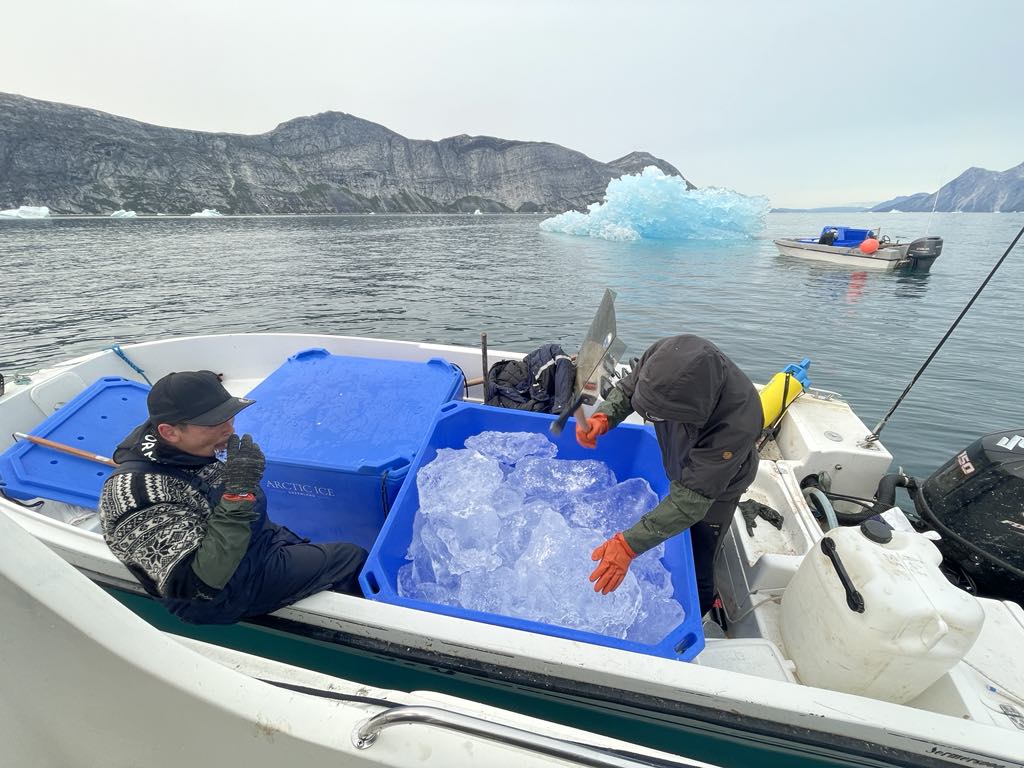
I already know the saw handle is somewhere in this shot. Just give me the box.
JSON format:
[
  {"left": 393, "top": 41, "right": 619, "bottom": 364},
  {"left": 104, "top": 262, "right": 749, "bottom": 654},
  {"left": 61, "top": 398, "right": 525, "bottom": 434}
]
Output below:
[{"left": 549, "top": 393, "right": 588, "bottom": 436}]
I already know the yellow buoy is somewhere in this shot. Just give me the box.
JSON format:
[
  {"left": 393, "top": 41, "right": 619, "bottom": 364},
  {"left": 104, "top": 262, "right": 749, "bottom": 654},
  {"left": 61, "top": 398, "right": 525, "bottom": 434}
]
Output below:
[{"left": 760, "top": 358, "right": 812, "bottom": 429}]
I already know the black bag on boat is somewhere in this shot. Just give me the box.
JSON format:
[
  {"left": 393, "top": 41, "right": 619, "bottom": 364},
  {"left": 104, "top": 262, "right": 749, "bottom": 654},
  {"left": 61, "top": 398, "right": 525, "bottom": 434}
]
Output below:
[{"left": 485, "top": 343, "right": 575, "bottom": 414}]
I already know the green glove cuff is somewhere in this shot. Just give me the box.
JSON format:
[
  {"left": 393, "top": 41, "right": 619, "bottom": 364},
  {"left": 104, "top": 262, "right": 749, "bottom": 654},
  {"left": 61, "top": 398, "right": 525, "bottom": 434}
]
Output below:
[{"left": 623, "top": 482, "right": 713, "bottom": 554}]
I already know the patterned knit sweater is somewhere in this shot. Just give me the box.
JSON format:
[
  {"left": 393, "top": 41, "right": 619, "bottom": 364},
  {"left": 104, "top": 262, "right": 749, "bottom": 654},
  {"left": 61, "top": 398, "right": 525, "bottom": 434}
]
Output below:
[{"left": 99, "top": 422, "right": 226, "bottom": 599}]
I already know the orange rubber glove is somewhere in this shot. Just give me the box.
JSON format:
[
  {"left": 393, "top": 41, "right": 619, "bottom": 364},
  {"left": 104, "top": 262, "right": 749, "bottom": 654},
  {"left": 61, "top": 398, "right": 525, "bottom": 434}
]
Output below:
[
  {"left": 575, "top": 412, "right": 610, "bottom": 449},
  {"left": 589, "top": 532, "right": 637, "bottom": 594}
]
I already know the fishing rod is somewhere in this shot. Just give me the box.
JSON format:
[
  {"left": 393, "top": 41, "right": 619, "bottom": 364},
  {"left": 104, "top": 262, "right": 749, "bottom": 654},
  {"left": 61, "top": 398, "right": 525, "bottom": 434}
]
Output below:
[{"left": 865, "top": 222, "right": 1024, "bottom": 443}]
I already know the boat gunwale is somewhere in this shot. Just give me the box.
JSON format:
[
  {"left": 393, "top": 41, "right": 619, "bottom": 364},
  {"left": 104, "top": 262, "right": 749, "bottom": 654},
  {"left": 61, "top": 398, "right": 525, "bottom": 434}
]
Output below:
[{"left": 91, "top": 574, "right": 1002, "bottom": 768}]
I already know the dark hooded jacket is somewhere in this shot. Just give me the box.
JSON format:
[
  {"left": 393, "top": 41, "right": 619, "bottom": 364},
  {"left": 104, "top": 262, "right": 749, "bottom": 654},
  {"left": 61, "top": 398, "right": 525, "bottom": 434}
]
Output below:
[
  {"left": 596, "top": 335, "right": 762, "bottom": 553},
  {"left": 485, "top": 343, "right": 574, "bottom": 414}
]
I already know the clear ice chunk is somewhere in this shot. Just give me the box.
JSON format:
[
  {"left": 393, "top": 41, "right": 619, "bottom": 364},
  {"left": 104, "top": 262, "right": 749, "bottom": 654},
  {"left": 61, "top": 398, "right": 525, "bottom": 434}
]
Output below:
[
  {"left": 398, "top": 563, "right": 460, "bottom": 606},
  {"left": 507, "top": 456, "right": 616, "bottom": 504},
  {"left": 435, "top": 504, "right": 504, "bottom": 575},
  {"left": 564, "top": 477, "right": 659, "bottom": 538},
  {"left": 496, "top": 508, "right": 642, "bottom": 638},
  {"left": 399, "top": 432, "right": 686, "bottom": 647},
  {"left": 416, "top": 447, "right": 504, "bottom": 514},
  {"left": 464, "top": 430, "right": 557, "bottom": 465}
]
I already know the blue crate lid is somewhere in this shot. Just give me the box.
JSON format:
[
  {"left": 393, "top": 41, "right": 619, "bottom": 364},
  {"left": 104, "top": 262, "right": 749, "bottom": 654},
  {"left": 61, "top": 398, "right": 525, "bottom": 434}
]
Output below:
[
  {"left": 234, "top": 348, "right": 464, "bottom": 473},
  {"left": 0, "top": 377, "right": 150, "bottom": 508},
  {"left": 360, "top": 401, "right": 705, "bottom": 662}
]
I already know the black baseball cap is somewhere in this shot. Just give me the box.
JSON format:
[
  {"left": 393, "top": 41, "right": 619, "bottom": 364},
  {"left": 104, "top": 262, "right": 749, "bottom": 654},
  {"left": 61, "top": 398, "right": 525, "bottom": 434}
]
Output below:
[{"left": 147, "top": 370, "right": 255, "bottom": 426}]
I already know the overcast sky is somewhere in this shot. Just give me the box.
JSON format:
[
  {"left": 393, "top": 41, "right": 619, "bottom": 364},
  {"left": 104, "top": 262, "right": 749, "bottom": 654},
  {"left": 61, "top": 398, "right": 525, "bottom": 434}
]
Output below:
[{"left": 2, "top": 0, "right": 1020, "bottom": 208}]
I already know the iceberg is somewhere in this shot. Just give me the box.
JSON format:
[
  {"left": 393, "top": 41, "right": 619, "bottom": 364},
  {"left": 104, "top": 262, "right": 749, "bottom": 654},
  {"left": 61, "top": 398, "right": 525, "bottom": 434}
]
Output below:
[
  {"left": 110, "top": 209, "right": 137, "bottom": 218},
  {"left": 473, "top": 209, "right": 482, "bottom": 215},
  {"left": 0, "top": 205, "right": 51, "bottom": 219},
  {"left": 539, "top": 166, "right": 769, "bottom": 241},
  {"left": 189, "top": 208, "right": 224, "bottom": 217}
]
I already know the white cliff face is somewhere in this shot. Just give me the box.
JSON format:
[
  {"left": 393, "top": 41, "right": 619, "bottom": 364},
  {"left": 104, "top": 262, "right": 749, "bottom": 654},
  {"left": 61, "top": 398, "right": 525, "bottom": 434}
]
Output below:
[{"left": 0, "top": 93, "right": 692, "bottom": 215}]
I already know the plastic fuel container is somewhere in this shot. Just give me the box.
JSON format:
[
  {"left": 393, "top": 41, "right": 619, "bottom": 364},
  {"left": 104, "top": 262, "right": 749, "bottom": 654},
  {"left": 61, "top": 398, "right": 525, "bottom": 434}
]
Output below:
[{"left": 780, "top": 521, "right": 984, "bottom": 703}]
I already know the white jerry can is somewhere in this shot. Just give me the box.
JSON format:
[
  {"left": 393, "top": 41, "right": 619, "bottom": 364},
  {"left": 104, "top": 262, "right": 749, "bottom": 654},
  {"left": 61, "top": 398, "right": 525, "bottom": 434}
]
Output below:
[{"left": 780, "top": 521, "right": 984, "bottom": 704}]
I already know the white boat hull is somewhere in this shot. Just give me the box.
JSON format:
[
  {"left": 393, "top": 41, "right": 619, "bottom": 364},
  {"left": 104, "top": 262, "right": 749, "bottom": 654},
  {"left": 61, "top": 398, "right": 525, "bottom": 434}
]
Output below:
[
  {"left": 774, "top": 238, "right": 911, "bottom": 270},
  {"left": 0, "top": 500, "right": 713, "bottom": 768}
]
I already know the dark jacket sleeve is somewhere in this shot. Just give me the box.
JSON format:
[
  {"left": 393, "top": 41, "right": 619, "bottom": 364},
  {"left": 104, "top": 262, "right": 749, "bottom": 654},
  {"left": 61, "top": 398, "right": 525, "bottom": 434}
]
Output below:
[
  {"left": 622, "top": 481, "right": 713, "bottom": 554},
  {"left": 553, "top": 354, "right": 575, "bottom": 414},
  {"left": 595, "top": 365, "right": 639, "bottom": 427}
]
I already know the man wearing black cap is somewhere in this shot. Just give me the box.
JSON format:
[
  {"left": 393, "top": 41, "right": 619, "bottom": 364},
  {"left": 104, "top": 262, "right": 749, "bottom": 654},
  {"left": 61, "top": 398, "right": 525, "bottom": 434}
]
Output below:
[
  {"left": 99, "top": 370, "right": 367, "bottom": 624},
  {"left": 576, "top": 335, "right": 763, "bottom": 619}
]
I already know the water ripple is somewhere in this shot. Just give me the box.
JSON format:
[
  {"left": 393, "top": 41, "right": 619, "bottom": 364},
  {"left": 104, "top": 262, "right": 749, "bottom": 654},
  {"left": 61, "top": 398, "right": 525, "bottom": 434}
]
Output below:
[{"left": 2, "top": 211, "right": 1022, "bottom": 477}]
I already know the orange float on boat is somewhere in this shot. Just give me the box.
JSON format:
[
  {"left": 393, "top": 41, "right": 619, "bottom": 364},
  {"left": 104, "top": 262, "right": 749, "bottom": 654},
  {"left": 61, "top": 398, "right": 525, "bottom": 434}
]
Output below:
[{"left": 859, "top": 238, "right": 880, "bottom": 254}]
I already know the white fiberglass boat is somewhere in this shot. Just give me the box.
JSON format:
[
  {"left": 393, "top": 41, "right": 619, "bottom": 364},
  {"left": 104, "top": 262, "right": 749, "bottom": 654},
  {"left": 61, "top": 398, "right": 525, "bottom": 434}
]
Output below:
[
  {"left": 0, "top": 501, "right": 711, "bottom": 768},
  {"left": 774, "top": 226, "right": 943, "bottom": 272},
  {"left": 0, "top": 332, "right": 1021, "bottom": 768}
]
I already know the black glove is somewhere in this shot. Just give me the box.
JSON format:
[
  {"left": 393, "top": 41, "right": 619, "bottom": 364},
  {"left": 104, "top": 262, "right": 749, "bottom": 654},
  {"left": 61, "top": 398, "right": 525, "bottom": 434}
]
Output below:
[
  {"left": 739, "top": 499, "right": 785, "bottom": 537},
  {"left": 221, "top": 433, "right": 266, "bottom": 496}
]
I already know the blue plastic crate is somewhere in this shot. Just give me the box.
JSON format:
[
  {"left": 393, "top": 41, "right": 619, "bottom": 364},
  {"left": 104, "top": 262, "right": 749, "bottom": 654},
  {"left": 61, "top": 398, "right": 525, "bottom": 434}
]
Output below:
[
  {"left": 0, "top": 377, "right": 150, "bottom": 508},
  {"left": 360, "top": 401, "right": 705, "bottom": 661},
  {"left": 819, "top": 226, "right": 873, "bottom": 247},
  {"left": 234, "top": 348, "right": 464, "bottom": 552}
]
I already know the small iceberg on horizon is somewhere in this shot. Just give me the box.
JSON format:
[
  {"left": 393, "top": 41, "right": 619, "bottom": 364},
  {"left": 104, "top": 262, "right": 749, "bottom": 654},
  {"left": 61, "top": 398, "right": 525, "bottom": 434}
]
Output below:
[
  {"left": 540, "top": 166, "right": 769, "bottom": 242},
  {"left": 110, "top": 209, "right": 137, "bottom": 218},
  {"left": 0, "top": 205, "right": 51, "bottom": 219},
  {"left": 473, "top": 209, "right": 483, "bottom": 215},
  {"left": 190, "top": 208, "right": 224, "bottom": 217}
]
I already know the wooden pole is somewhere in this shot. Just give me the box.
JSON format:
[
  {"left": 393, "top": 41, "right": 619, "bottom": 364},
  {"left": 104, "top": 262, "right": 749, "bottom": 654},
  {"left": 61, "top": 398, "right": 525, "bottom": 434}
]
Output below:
[
  {"left": 13, "top": 432, "right": 118, "bottom": 467},
  {"left": 480, "top": 332, "right": 488, "bottom": 384}
]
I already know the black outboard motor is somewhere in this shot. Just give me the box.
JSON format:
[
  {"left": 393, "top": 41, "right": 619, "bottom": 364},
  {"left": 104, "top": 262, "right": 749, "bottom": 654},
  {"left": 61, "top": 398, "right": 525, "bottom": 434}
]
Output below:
[
  {"left": 905, "top": 236, "right": 943, "bottom": 272},
  {"left": 917, "top": 429, "right": 1024, "bottom": 602}
]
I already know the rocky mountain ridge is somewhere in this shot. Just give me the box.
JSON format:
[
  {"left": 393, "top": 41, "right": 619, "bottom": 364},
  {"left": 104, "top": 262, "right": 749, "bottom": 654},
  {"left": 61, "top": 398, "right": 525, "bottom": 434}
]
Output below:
[
  {"left": 872, "top": 162, "right": 1024, "bottom": 213},
  {"left": 0, "top": 92, "right": 690, "bottom": 215}
]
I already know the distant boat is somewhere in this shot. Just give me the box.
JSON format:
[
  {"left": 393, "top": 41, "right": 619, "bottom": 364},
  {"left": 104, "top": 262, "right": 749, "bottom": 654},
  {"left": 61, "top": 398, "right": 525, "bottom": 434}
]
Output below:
[{"left": 774, "top": 226, "right": 943, "bottom": 272}]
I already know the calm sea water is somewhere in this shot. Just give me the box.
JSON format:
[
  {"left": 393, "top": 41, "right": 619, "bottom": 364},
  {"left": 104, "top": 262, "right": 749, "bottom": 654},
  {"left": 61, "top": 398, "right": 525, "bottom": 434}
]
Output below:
[{"left": 2, "top": 211, "right": 1022, "bottom": 478}]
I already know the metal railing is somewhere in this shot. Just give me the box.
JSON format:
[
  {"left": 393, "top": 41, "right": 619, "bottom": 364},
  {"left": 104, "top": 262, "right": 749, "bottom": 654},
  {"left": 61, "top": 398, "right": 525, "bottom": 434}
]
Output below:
[{"left": 352, "top": 705, "right": 717, "bottom": 768}]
